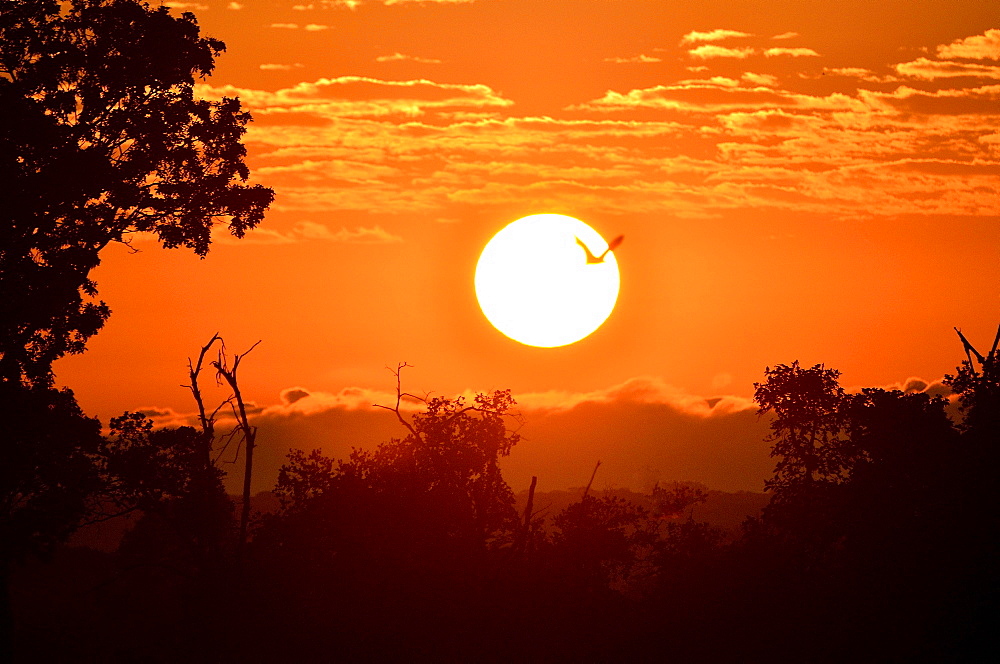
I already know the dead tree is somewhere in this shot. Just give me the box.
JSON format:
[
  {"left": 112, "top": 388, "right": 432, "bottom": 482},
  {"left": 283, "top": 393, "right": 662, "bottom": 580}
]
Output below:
[
  {"left": 582, "top": 460, "right": 601, "bottom": 499},
  {"left": 183, "top": 333, "right": 224, "bottom": 472},
  {"left": 211, "top": 339, "right": 261, "bottom": 554}
]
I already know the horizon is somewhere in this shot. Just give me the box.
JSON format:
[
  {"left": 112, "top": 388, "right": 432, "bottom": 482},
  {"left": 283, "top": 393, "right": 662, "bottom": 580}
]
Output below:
[{"left": 46, "top": 0, "right": 1000, "bottom": 495}]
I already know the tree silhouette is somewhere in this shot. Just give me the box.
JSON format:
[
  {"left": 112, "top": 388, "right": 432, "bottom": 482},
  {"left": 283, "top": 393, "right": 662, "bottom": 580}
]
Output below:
[
  {"left": 269, "top": 387, "right": 522, "bottom": 559},
  {"left": 0, "top": 0, "right": 273, "bottom": 386},
  {"left": 752, "top": 361, "right": 853, "bottom": 551},
  {"left": 754, "top": 362, "right": 849, "bottom": 496},
  {"left": 1, "top": 4, "right": 271, "bottom": 655},
  {"left": 550, "top": 494, "right": 657, "bottom": 594},
  {"left": 0, "top": 382, "right": 103, "bottom": 658},
  {"left": 246, "top": 385, "right": 523, "bottom": 659},
  {"left": 99, "top": 413, "right": 232, "bottom": 563},
  {"left": 945, "top": 325, "right": 1000, "bottom": 443}
]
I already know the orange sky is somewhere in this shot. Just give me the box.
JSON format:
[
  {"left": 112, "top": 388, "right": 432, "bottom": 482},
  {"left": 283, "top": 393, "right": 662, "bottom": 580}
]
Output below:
[{"left": 55, "top": 0, "right": 999, "bottom": 494}]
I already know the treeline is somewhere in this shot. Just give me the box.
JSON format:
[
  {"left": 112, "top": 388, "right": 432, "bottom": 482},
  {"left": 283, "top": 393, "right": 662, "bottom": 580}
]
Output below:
[{"left": 9, "top": 333, "right": 1000, "bottom": 662}]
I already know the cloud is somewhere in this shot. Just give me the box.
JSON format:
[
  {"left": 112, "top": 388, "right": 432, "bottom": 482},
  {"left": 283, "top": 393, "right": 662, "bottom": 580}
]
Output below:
[
  {"left": 765, "top": 47, "right": 820, "bottom": 57},
  {"left": 875, "top": 376, "right": 954, "bottom": 401},
  {"left": 196, "top": 76, "right": 513, "bottom": 120},
  {"left": 268, "top": 385, "right": 412, "bottom": 414},
  {"left": 677, "top": 76, "right": 741, "bottom": 88},
  {"left": 823, "top": 67, "right": 895, "bottom": 83},
  {"left": 281, "top": 388, "right": 311, "bottom": 405},
  {"left": 514, "top": 376, "right": 756, "bottom": 416},
  {"left": 865, "top": 83, "right": 1000, "bottom": 116},
  {"left": 680, "top": 29, "right": 752, "bottom": 44},
  {"left": 772, "top": 32, "right": 799, "bottom": 40},
  {"left": 134, "top": 407, "right": 193, "bottom": 429},
  {"left": 270, "top": 23, "right": 299, "bottom": 29},
  {"left": 604, "top": 54, "right": 662, "bottom": 64},
  {"left": 299, "top": 223, "right": 404, "bottom": 243},
  {"left": 688, "top": 45, "right": 755, "bottom": 59},
  {"left": 256, "top": 158, "right": 401, "bottom": 182},
  {"left": 573, "top": 83, "right": 863, "bottom": 114},
  {"left": 376, "top": 52, "right": 443, "bottom": 64},
  {"left": 230, "top": 377, "right": 772, "bottom": 496},
  {"left": 305, "top": 24, "right": 330, "bottom": 31},
  {"left": 894, "top": 57, "right": 1000, "bottom": 80},
  {"left": 227, "top": 2, "right": 243, "bottom": 9},
  {"left": 292, "top": 3, "right": 314, "bottom": 8},
  {"left": 193, "top": 27, "right": 999, "bottom": 222},
  {"left": 165, "top": 2, "right": 208, "bottom": 9},
  {"left": 260, "top": 63, "right": 306, "bottom": 71},
  {"left": 214, "top": 222, "right": 403, "bottom": 245},
  {"left": 936, "top": 29, "right": 1000, "bottom": 60},
  {"left": 742, "top": 72, "right": 779, "bottom": 87},
  {"left": 383, "top": 0, "right": 477, "bottom": 4},
  {"left": 309, "top": 0, "right": 475, "bottom": 6}
]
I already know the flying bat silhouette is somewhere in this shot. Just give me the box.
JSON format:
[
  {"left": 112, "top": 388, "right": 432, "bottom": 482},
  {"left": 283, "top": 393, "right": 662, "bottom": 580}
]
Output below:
[{"left": 576, "top": 235, "right": 624, "bottom": 264}]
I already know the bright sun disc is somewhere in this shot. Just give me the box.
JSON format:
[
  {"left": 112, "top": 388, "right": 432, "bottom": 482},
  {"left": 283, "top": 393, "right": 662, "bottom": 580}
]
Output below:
[{"left": 475, "top": 214, "right": 620, "bottom": 347}]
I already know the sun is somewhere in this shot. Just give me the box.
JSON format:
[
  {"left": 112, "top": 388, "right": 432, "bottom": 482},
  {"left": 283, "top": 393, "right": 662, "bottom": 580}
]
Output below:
[{"left": 475, "top": 214, "right": 620, "bottom": 347}]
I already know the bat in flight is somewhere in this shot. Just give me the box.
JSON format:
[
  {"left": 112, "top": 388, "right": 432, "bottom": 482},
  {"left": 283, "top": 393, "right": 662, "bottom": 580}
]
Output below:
[{"left": 576, "top": 235, "right": 624, "bottom": 264}]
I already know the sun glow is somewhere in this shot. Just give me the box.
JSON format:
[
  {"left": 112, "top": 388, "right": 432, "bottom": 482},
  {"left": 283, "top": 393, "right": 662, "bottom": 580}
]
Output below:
[{"left": 475, "top": 214, "right": 620, "bottom": 348}]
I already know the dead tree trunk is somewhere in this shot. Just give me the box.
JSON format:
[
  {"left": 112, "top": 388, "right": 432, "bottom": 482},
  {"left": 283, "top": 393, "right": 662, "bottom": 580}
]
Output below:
[
  {"left": 582, "top": 460, "right": 601, "bottom": 499},
  {"left": 213, "top": 340, "right": 261, "bottom": 554},
  {"left": 185, "top": 333, "right": 222, "bottom": 472},
  {"left": 520, "top": 475, "right": 537, "bottom": 555}
]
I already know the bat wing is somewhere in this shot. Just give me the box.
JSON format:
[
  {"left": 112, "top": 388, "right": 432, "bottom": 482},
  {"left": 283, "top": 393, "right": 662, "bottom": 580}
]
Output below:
[{"left": 606, "top": 235, "right": 624, "bottom": 252}]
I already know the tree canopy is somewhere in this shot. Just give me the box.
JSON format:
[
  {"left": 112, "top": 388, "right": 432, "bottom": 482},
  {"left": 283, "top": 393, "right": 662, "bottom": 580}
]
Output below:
[{"left": 0, "top": 0, "right": 273, "bottom": 385}]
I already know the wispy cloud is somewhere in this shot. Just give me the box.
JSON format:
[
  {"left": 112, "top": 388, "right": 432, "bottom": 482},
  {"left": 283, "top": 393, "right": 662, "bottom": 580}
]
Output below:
[
  {"left": 215, "top": 222, "right": 403, "bottom": 245},
  {"left": 823, "top": 67, "right": 895, "bottom": 83},
  {"left": 376, "top": 52, "right": 443, "bottom": 64},
  {"left": 765, "top": 47, "right": 820, "bottom": 57},
  {"left": 260, "top": 63, "right": 306, "bottom": 71},
  {"left": 936, "top": 29, "right": 1000, "bottom": 60},
  {"left": 383, "top": 0, "right": 477, "bottom": 4},
  {"left": 680, "top": 29, "right": 752, "bottom": 44},
  {"left": 742, "top": 72, "right": 779, "bottom": 87},
  {"left": 688, "top": 45, "right": 755, "bottom": 59},
  {"left": 165, "top": 2, "right": 207, "bottom": 10},
  {"left": 676, "top": 76, "right": 740, "bottom": 88},
  {"left": 895, "top": 57, "right": 1000, "bottom": 80},
  {"left": 772, "top": 31, "right": 799, "bottom": 40},
  {"left": 196, "top": 76, "right": 513, "bottom": 120},
  {"left": 604, "top": 54, "right": 662, "bottom": 64}
]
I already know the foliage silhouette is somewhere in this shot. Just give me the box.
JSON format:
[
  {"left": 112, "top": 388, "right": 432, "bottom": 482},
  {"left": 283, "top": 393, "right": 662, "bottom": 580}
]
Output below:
[
  {"left": 245, "top": 389, "right": 522, "bottom": 659},
  {"left": 9, "top": 329, "right": 1000, "bottom": 661},
  {"left": 0, "top": 384, "right": 104, "bottom": 564},
  {"left": 550, "top": 494, "right": 657, "bottom": 594},
  {"left": 0, "top": 0, "right": 273, "bottom": 386},
  {"left": 0, "top": 5, "right": 273, "bottom": 659},
  {"left": 1, "top": 4, "right": 271, "bottom": 655}
]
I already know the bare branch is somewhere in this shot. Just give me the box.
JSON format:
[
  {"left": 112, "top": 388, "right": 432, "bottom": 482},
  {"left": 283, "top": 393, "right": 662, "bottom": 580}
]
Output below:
[
  {"left": 955, "top": 326, "right": 984, "bottom": 374},
  {"left": 210, "top": 339, "right": 261, "bottom": 554},
  {"left": 583, "top": 460, "right": 602, "bottom": 499},
  {"left": 182, "top": 333, "right": 225, "bottom": 473},
  {"left": 373, "top": 362, "right": 420, "bottom": 438}
]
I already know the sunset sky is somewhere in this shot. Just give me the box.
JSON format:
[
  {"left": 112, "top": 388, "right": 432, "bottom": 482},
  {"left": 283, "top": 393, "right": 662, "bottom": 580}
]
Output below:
[{"left": 55, "top": 0, "right": 999, "bottom": 495}]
